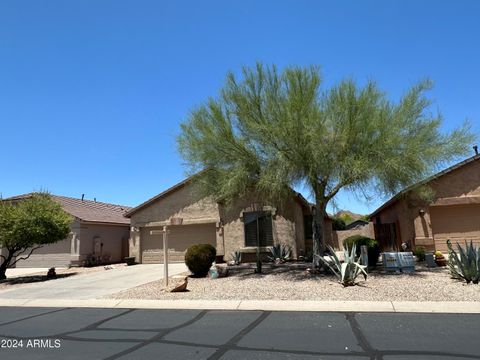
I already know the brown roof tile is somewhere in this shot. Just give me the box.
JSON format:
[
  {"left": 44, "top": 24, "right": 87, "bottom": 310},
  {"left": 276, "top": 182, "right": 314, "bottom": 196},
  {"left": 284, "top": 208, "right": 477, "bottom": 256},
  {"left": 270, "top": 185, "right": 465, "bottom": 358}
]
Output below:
[{"left": 4, "top": 193, "right": 131, "bottom": 225}]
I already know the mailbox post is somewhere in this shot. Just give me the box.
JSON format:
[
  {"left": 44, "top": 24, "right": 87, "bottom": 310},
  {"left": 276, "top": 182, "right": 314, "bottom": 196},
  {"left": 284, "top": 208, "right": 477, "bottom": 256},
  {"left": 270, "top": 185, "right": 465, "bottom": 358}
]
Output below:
[{"left": 150, "top": 225, "right": 170, "bottom": 287}]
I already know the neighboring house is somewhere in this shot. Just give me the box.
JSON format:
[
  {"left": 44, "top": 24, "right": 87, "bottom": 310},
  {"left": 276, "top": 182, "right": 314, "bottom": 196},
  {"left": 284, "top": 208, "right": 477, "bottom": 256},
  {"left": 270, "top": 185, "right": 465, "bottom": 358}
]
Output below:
[
  {"left": 345, "top": 219, "right": 370, "bottom": 230},
  {"left": 1, "top": 194, "right": 131, "bottom": 268},
  {"left": 125, "top": 175, "right": 333, "bottom": 263},
  {"left": 370, "top": 152, "right": 480, "bottom": 253}
]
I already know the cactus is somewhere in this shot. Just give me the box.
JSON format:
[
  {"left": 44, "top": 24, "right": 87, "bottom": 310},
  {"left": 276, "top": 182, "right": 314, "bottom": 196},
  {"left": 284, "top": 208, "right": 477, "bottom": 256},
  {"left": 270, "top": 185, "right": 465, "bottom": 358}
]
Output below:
[
  {"left": 447, "top": 240, "right": 480, "bottom": 284},
  {"left": 317, "top": 244, "right": 367, "bottom": 287}
]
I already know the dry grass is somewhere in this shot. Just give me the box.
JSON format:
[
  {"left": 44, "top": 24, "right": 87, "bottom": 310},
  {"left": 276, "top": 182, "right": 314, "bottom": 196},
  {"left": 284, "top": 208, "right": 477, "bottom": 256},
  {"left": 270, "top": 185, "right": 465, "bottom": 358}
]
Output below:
[{"left": 110, "top": 264, "right": 480, "bottom": 302}]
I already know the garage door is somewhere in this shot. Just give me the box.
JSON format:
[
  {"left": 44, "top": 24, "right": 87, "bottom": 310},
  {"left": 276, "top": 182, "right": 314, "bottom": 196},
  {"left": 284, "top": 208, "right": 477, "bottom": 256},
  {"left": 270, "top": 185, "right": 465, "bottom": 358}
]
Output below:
[
  {"left": 14, "top": 238, "right": 71, "bottom": 268},
  {"left": 430, "top": 204, "right": 480, "bottom": 253},
  {"left": 141, "top": 223, "right": 216, "bottom": 264}
]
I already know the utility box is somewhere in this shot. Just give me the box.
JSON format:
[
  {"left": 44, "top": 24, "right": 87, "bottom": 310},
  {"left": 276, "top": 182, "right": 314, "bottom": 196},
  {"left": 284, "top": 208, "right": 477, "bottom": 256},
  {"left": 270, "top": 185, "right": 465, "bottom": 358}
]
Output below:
[{"left": 383, "top": 252, "right": 415, "bottom": 273}]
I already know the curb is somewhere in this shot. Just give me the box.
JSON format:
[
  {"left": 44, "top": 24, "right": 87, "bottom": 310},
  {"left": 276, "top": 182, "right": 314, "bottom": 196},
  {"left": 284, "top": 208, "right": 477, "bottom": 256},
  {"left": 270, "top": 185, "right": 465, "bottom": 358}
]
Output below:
[{"left": 0, "top": 299, "right": 479, "bottom": 313}]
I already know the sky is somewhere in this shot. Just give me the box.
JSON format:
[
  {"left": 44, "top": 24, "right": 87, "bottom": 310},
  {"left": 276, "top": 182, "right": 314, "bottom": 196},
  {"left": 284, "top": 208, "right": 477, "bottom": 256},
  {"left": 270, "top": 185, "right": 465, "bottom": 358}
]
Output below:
[{"left": 1, "top": 0, "right": 479, "bottom": 215}]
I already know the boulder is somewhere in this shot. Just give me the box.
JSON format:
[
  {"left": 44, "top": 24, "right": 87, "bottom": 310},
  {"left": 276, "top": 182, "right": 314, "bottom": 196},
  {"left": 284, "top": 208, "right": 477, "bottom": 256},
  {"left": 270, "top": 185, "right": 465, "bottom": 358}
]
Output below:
[{"left": 166, "top": 275, "right": 188, "bottom": 292}]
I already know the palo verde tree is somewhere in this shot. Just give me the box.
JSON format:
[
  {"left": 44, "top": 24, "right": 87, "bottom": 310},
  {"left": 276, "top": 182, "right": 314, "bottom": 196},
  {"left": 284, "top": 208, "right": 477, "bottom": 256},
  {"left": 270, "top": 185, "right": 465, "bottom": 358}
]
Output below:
[
  {"left": 178, "top": 63, "right": 474, "bottom": 267},
  {"left": 0, "top": 193, "right": 72, "bottom": 279}
]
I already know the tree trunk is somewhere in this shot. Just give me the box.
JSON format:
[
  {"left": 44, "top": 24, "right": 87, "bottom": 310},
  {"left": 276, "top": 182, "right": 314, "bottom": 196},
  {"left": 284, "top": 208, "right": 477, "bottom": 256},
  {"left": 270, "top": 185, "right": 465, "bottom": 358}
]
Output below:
[
  {"left": 312, "top": 196, "right": 327, "bottom": 268},
  {"left": 0, "top": 251, "right": 14, "bottom": 280}
]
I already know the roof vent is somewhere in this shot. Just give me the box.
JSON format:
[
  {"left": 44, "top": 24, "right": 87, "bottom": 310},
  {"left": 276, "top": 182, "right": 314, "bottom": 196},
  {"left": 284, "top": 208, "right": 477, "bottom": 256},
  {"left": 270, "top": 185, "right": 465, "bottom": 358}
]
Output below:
[
  {"left": 81, "top": 194, "right": 85, "bottom": 201},
  {"left": 94, "top": 197, "right": 96, "bottom": 203},
  {"left": 474, "top": 145, "right": 478, "bottom": 155}
]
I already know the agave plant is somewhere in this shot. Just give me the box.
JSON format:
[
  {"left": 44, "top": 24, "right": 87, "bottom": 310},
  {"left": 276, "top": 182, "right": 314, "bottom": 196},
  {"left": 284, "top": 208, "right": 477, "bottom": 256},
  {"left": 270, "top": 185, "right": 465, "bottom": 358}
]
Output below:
[
  {"left": 447, "top": 240, "right": 480, "bottom": 284},
  {"left": 229, "top": 250, "right": 242, "bottom": 265},
  {"left": 267, "top": 244, "right": 292, "bottom": 263},
  {"left": 317, "top": 244, "right": 368, "bottom": 287}
]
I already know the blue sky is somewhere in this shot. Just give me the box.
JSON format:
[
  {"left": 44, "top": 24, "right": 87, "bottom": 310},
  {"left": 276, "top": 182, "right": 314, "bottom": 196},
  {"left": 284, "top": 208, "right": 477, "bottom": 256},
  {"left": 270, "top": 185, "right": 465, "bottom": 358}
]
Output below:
[{"left": 1, "top": 0, "right": 479, "bottom": 214}]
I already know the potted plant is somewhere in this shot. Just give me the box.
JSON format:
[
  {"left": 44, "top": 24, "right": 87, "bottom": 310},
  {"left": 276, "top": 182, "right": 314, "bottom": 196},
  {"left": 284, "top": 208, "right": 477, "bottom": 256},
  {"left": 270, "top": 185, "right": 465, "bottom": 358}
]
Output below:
[
  {"left": 434, "top": 251, "right": 447, "bottom": 267},
  {"left": 124, "top": 256, "right": 136, "bottom": 266}
]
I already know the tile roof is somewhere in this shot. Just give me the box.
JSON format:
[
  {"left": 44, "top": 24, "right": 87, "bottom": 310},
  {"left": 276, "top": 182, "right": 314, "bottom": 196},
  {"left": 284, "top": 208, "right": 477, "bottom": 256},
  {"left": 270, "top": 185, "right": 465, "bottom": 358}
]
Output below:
[{"left": 3, "top": 193, "right": 131, "bottom": 225}]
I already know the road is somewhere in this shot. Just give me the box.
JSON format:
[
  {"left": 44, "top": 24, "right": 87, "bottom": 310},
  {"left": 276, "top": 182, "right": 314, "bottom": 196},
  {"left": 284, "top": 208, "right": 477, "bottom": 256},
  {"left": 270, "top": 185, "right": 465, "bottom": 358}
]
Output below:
[
  {"left": 0, "top": 264, "right": 187, "bottom": 299},
  {"left": 0, "top": 308, "right": 478, "bottom": 359}
]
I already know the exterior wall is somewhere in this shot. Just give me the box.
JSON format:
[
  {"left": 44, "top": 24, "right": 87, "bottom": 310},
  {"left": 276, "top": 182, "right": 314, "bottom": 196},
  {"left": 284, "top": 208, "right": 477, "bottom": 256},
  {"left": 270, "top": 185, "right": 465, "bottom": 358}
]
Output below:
[
  {"left": 375, "top": 157, "right": 480, "bottom": 251},
  {"left": 77, "top": 223, "right": 130, "bottom": 263},
  {"left": 129, "top": 183, "right": 220, "bottom": 262},
  {"left": 12, "top": 219, "right": 81, "bottom": 268},
  {"left": 218, "top": 195, "right": 305, "bottom": 260},
  {"left": 333, "top": 223, "right": 375, "bottom": 249},
  {"left": 129, "top": 182, "right": 319, "bottom": 262},
  {"left": 130, "top": 184, "right": 219, "bottom": 226}
]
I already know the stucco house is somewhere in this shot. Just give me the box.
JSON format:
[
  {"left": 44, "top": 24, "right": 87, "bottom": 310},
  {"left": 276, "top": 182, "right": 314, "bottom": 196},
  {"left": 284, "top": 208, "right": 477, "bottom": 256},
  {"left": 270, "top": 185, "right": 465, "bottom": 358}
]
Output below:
[
  {"left": 1, "top": 194, "right": 131, "bottom": 268},
  {"left": 370, "top": 151, "right": 480, "bottom": 253},
  {"left": 125, "top": 175, "right": 333, "bottom": 263}
]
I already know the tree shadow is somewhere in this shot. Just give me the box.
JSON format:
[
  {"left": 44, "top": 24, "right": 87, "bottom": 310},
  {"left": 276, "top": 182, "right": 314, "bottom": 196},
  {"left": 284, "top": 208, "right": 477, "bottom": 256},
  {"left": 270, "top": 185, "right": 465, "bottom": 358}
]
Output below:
[{"left": 0, "top": 273, "right": 77, "bottom": 286}]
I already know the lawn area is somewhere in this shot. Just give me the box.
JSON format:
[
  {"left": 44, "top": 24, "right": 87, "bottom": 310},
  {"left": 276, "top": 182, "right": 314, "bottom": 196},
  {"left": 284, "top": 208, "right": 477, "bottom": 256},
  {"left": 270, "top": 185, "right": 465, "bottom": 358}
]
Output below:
[{"left": 109, "top": 263, "right": 480, "bottom": 302}]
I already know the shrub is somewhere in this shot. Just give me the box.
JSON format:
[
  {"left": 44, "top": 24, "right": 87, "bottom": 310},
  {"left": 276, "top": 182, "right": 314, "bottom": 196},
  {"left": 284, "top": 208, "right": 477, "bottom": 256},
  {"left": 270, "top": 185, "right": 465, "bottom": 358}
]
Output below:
[
  {"left": 447, "top": 240, "right": 480, "bottom": 284},
  {"left": 318, "top": 244, "right": 367, "bottom": 286},
  {"left": 332, "top": 217, "right": 346, "bottom": 230},
  {"left": 185, "top": 244, "right": 216, "bottom": 277},
  {"left": 434, "top": 250, "right": 444, "bottom": 258},
  {"left": 414, "top": 246, "right": 426, "bottom": 261},
  {"left": 343, "top": 235, "right": 380, "bottom": 267},
  {"left": 230, "top": 250, "right": 242, "bottom": 265},
  {"left": 267, "top": 244, "right": 292, "bottom": 263}
]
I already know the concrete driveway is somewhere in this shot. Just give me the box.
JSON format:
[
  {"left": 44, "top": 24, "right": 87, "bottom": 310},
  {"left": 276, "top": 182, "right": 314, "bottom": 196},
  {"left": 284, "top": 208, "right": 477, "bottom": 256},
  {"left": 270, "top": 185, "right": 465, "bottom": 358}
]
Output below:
[{"left": 0, "top": 264, "right": 187, "bottom": 300}]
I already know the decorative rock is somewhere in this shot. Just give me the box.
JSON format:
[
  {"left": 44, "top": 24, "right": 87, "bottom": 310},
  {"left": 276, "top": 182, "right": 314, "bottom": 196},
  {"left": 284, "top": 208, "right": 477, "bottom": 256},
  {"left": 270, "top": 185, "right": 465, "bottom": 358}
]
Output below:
[
  {"left": 166, "top": 275, "right": 188, "bottom": 292},
  {"left": 46, "top": 267, "right": 57, "bottom": 278}
]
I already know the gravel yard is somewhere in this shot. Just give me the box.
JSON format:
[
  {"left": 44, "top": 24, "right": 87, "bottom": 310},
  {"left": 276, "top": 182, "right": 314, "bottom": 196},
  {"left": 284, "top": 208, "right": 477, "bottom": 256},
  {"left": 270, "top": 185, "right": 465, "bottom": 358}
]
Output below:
[{"left": 109, "top": 264, "right": 480, "bottom": 302}]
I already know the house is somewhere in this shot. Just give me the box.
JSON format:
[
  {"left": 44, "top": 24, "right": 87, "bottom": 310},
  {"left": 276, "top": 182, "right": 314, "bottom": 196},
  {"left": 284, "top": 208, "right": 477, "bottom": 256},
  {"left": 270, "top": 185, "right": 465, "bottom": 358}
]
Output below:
[
  {"left": 345, "top": 219, "right": 370, "bottom": 230},
  {"left": 1, "top": 194, "right": 131, "bottom": 268},
  {"left": 370, "top": 152, "right": 480, "bottom": 253},
  {"left": 125, "top": 175, "right": 333, "bottom": 263}
]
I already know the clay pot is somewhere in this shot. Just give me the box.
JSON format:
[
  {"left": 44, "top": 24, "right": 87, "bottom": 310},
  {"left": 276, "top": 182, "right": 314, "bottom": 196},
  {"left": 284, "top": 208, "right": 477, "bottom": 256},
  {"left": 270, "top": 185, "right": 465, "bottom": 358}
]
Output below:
[{"left": 435, "top": 256, "right": 447, "bottom": 267}]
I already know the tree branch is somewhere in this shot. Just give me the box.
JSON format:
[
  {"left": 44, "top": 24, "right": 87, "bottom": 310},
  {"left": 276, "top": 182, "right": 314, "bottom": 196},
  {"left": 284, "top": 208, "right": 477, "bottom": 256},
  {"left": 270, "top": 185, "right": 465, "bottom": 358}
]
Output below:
[{"left": 10, "top": 246, "right": 43, "bottom": 267}]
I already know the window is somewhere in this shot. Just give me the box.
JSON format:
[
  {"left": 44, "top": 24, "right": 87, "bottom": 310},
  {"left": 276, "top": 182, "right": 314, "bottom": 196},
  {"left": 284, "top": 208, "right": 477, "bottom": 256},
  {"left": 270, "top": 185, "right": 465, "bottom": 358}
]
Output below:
[{"left": 244, "top": 211, "right": 273, "bottom": 247}]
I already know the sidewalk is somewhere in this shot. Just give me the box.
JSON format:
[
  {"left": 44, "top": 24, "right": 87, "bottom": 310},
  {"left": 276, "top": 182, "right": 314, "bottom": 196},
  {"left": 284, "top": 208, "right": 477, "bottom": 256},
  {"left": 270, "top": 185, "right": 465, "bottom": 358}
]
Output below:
[{"left": 0, "top": 298, "right": 478, "bottom": 313}]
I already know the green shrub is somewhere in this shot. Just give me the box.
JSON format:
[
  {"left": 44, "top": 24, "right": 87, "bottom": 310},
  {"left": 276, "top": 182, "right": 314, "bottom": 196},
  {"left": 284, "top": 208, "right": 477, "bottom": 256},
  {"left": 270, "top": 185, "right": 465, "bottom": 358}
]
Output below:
[
  {"left": 414, "top": 246, "right": 426, "bottom": 261},
  {"left": 343, "top": 235, "right": 379, "bottom": 267},
  {"left": 332, "top": 217, "right": 346, "bottom": 230},
  {"left": 185, "top": 244, "right": 216, "bottom": 277}
]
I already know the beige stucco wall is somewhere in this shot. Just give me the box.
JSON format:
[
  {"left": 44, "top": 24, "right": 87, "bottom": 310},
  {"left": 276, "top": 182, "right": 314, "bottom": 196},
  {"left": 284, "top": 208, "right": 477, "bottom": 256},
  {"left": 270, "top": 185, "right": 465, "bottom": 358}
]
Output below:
[
  {"left": 333, "top": 223, "right": 375, "bottom": 249},
  {"left": 129, "top": 182, "right": 317, "bottom": 262},
  {"left": 375, "top": 157, "right": 480, "bottom": 251},
  {"left": 78, "top": 223, "right": 130, "bottom": 263}
]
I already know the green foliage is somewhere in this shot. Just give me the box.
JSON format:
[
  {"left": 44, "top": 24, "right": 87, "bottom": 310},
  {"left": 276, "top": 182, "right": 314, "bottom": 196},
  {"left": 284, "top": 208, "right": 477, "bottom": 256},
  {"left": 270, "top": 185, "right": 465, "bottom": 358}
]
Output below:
[
  {"left": 184, "top": 244, "right": 216, "bottom": 277},
  {"left": 177, "top": 62, "right": 475, "bottom": 261},
  {"left": 0, "top": 193, "right": 72, "bottom": 279},
  {"left": 318, "top": 244, "right": 368, "bottom": 286},
  {"left": 447, "top": 240, "right": 480, "bottom": 284},
  {"left": 413, "top": 246, "right": 426, "bottom": 262},
  {"left": 343, "top": 235, "right": 380, "bottom": 267},
  {"left": 332, "top": 217, "right": 346, "bottom": 230},
  {"left": 267, "top": 243, "right": 292, "bottom": 263},
  {"left": 230, "top": 250, "right": 242, "bottom": 265}
]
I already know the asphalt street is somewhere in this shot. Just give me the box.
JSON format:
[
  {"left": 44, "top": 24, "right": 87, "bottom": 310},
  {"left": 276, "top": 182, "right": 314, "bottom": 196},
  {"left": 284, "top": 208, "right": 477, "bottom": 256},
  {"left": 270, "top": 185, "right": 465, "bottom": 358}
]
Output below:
[{"left": 0, "top": 307, "right": 478, "bottom": 360}]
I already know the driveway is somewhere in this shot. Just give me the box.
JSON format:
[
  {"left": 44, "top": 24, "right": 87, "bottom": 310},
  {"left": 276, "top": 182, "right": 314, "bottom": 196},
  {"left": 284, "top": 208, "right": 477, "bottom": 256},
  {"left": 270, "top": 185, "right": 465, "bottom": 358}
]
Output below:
[
  {"left": 0, "top": 264, "right": 187, "bottom": 300},
  {"left": 0, "top": 309, "right": 478, "bottom": 359}
]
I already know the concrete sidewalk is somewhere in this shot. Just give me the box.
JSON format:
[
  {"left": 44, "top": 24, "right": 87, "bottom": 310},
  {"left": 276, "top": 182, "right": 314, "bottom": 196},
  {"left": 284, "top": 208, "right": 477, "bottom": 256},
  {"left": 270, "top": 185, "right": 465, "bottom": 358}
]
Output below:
[{"left": 0, "top": 298, "right": 478, "bottom": 313}]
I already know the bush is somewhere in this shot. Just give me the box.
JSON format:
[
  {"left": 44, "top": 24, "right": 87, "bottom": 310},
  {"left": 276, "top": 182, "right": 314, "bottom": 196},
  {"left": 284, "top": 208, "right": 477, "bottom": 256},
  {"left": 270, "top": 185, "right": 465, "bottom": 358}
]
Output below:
[
  {"left": 343, "top": 235, "right": 380, "bottom": 267},
  {"left": 332, "top": 217, "right": 346, "bottom": 230},
  {"left": 185, "top": 244, "right": 216, "bottom": 277},
  {"left": 414, "top": 246, "right": 426, "bottom": 261}
]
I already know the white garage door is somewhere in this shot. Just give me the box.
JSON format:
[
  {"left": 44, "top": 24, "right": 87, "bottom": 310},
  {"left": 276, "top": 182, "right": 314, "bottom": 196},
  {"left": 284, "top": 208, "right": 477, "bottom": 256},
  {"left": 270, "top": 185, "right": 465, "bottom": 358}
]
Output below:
[
  {"left": 141, "top": 223, "right": 216, "bottom": 264},
  {"left": 430, "top": 204, "right": 480, "bottom": 253}
]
